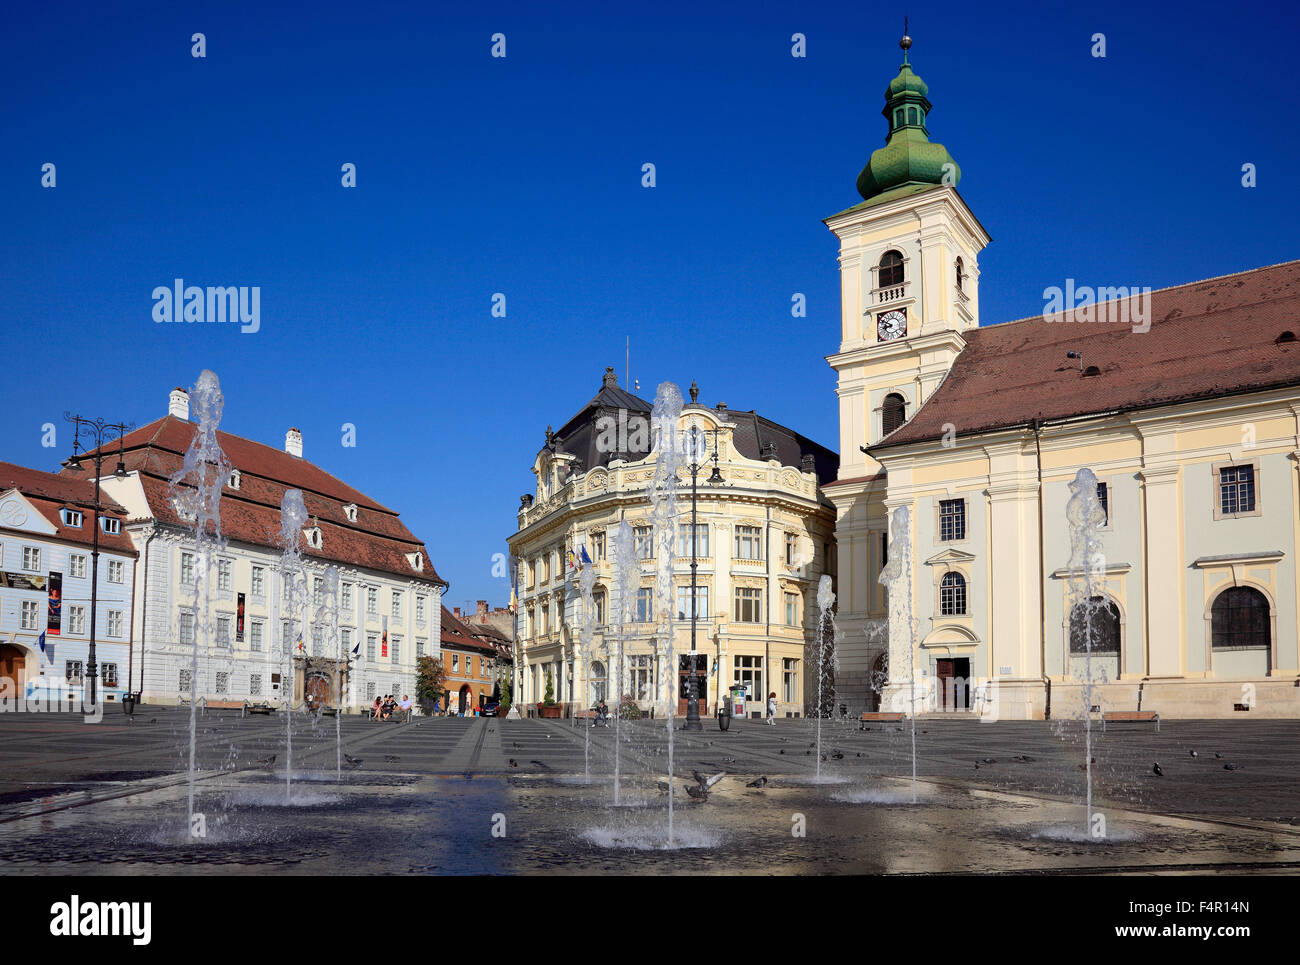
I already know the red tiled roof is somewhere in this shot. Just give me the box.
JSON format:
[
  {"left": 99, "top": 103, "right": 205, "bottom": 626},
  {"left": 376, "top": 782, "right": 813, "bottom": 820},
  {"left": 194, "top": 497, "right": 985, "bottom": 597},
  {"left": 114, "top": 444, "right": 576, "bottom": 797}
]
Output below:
[
  {"left": 61, "top": 416, "right": 445, "bottom": 586},
  {"left": 0, "top": 461, "right": 137, "bottom": 554},
  {"left": 440, "top": 606, "right": 495, "bottom": 654},
  {"left": 874, "top": 260, "right": 1300, "bottom": 450}
]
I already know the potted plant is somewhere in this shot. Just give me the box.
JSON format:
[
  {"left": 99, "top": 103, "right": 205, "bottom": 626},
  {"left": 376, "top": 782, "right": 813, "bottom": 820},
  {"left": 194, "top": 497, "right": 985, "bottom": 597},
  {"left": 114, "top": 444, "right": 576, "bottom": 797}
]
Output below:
[{"left": 538, "top": 669, "right": 562, "bottom": 718}]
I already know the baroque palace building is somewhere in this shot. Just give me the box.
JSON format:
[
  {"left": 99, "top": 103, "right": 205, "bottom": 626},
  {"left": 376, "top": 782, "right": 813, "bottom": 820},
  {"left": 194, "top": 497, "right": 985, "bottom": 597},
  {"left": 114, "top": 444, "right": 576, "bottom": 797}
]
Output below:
[
  {"left": 509, "top": 368, "right": 838, "bottom": 718},
  {"left": 827, "top": 34, "right": 1300, "bottom": 719},
  {"left": 62, "top": 386, "right": 446, "bottom": 711}
]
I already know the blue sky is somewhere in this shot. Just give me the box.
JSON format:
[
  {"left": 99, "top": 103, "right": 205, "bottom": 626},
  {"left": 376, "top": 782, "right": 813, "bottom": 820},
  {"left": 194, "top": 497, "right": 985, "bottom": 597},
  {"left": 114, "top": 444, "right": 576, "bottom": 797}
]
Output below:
[{"left": 3, "top": 0, "right": 1297, "bottom": 608}]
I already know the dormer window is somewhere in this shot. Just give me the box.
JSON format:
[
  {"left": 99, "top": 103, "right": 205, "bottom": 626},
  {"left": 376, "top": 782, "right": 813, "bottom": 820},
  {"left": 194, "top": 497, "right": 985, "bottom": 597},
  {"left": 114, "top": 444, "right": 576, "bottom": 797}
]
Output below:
[
  {"left": 409, "top": 551, "right": 424, "bottom": 572},
  {"left": 101, "top": 517, "right": 121, "bottom": 535},
  {"left": 61, "top": 509, "right": 83, "bottom": 528},
  {"left": 344, "top": 503, "right": 358, "bottom": 523},
  {"left": 305, "top": 527, "right": 322, "bottom": 549},
  {"left": 228, "top": 469, "right": 241, "bottom": 490},
  {"left": 878, "top": 250, "right": 905, "bottom": 288}
]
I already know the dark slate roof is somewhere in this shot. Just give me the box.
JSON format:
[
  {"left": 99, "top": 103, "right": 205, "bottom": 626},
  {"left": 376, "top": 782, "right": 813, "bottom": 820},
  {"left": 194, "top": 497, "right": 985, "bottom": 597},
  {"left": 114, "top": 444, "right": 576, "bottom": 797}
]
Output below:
[
  {"left": 872, "top": 259, "right": 1300, "bottom": 451},
  {"left": 544, "top": 368, "right": 839, "bottom": 486}
]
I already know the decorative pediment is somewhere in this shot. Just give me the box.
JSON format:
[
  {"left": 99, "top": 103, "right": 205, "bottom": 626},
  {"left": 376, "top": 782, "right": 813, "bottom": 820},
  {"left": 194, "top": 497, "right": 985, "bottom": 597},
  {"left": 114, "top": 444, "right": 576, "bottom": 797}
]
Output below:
[
  {"left": 923, "top": 547, "right": 976, "bottom": 567},
  {"left": 0, "top": 491, "right": 58, "bottom": 535}
]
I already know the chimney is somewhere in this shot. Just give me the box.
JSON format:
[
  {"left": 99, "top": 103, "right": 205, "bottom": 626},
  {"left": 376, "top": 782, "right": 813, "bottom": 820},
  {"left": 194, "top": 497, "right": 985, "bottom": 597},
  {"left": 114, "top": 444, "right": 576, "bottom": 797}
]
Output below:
[
  {"left": 477, "top": 600, "right": 489, "bottom": 620},
  {"left": 801, "top": 453, "right": 817, "bottom": 473},
  {"left": 169, "top": 387, "right": 190, "bottom": 421},
  {"left": 453, "top": 607, "right": 462, "bottom": 620},
  {"left": 760, "top": 441, "right": 778, "bottom": 461},
  {"left": 715, "top": 402, "right": 727, "bottom": 415},
  {"left": 602, "top": 366, "right": 618, "bottom": 389},
  {"left": 285, "top": 427, "right": 303, "bottom": 458}
]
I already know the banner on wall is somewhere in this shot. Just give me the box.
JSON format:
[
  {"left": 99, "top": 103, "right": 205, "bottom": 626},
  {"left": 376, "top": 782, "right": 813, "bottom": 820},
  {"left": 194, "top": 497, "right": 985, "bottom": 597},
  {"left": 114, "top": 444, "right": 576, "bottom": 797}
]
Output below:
[
  {"left": 236, "top": 593, "right": 246, "bottom": 642},
  {"left": 46, "top": 571, "right": 63, "bottom": 636}
]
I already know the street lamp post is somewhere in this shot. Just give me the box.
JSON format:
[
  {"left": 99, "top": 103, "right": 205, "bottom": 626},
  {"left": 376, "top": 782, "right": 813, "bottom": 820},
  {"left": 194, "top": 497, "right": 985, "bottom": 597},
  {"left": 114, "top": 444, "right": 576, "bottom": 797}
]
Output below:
[
  {"left": 683, "top": 422, "right": 724, "bottom": 732},
  {"left": 62, "top": 413, "right": 132, "bottom": 709}
]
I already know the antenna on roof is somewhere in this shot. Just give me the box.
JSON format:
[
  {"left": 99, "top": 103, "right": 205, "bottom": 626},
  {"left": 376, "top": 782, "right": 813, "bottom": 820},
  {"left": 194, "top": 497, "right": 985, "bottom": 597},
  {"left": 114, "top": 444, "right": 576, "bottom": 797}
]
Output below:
[{"left": 626, "top": 336, "right": 629, "bottom": 390}]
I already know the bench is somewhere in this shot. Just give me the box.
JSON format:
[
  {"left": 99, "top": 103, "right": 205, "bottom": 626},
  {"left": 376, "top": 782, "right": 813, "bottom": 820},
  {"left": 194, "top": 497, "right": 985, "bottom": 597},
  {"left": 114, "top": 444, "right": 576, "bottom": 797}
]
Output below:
[
  {"left": 1101, "top": 710, "right": 1159, "bottom": 732},
  {"left": 859, "top": 711, "right": 905, "bottom": 730},
  {"left": 242, "top": 701, "right": 276, "bottom": 717}
]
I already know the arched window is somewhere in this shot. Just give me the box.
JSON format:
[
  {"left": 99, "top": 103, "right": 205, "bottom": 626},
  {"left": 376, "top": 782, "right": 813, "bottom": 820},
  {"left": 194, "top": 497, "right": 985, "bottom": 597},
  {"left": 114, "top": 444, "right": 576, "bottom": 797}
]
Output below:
[
  {"left": 878, "top": 250, "right": 905, "bottom": 288},
  {"left": 592, "top": 589, "right": 607, "bottom": 626},
  {"left": 1069, "top": 597, "right": 1121, "bottom": 653},
  {"left": 939, "top": 572, "right": 966, "bottom": 616},
  {"left": 1211, "top": 587, "right": 1270, "bottom": 649},
  {"left": 955, "top": 257, "right": 964, "bottom": 292},
  {"left": 881, "top": 393, "right": 907, "bottom": 436},
  {"left": 589, "top": 660, "right": 607, "bottom": 705}
]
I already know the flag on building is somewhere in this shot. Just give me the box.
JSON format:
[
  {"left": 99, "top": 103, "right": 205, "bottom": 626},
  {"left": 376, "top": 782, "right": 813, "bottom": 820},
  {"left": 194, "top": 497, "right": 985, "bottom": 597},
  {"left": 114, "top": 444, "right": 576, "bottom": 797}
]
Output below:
[
  {"left": 579, "top": 545, "right": 593, "bottom": 566},
  {"left": 567, "top": 550, "right": 576, "bottom": 570},
  {"left": 37, "top": 630, "right": 53, "bottom": 663}
]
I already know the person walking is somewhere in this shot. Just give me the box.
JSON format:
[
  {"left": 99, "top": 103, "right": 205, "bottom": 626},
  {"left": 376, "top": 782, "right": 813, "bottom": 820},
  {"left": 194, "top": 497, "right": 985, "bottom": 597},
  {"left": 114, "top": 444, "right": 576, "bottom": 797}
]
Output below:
[{"left": 766, "top": 691, "right": 777, "bottom": 725}]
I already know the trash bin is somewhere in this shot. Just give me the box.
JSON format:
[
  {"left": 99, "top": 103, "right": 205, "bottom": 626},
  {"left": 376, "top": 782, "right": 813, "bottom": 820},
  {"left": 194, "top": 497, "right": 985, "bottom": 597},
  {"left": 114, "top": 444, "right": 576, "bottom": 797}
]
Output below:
[
  {"left": 717, "top": 696, "right": 732, "bottom": 732},
  {"left": 123, "top": 694, "right": 135, "bottom": 715}
]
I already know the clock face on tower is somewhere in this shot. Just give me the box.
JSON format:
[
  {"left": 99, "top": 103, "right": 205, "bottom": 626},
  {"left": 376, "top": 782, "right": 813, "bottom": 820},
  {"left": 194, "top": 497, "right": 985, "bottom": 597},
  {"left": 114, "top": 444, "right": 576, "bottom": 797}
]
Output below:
[{"left": 877, "top": 309, "right": 907, "bottom": 342}]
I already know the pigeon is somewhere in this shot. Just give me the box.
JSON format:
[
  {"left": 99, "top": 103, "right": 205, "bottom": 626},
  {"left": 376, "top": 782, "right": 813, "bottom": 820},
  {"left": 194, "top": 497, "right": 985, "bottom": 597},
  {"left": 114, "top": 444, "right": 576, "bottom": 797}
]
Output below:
[
  {"left": 831, "top": 751, "right": 844, "bottom": 760},
  {"left": 655, "top": 781, "right": 671, "bottom": 794},
  {"left": 1152, "top": 762, "right": 1164, "bottom": 777},
  {"left": 805, "top": 750, "right": 811, "bottom": 755},
  {"left": 692, "top": 770, "right": 725, "bottom": 790},
  {"left": 508, "top": 759, "right": 518, "bottom": 768},
  {"left": 722, "top": 756, "right": 737, "bottom": 765},
  {"left": 258, "top": 754, "right": 277, "bottom": 767},
  {"left": 529, "top": 760, "right": 550, "bottom": 770},
  {"left": 383, "top": 755, "right": 400, "bottom": 762},
  {"left": 1214, "top": 752, "right": 1223, "bottom": 760},
  {"left": 512, "top": 741, "right": 520, "bottom": 749},
  {"left": 1224, "top": 762, "right": 1240, "bottom": 771},
  {"left": 1189, "top": 750, "right": 1198, "bottom": 758},
  {"left": 150, "top": 718, "right": 157, "bottom": 723},
  {"left": 344, "top": 754, "right": 363, "bottom": 766},
  {"left": 980, "top": 758, "right": 997, "bottom": 764},
  {"left": 779, "top": 749, "right": 785, "bottom": 754},
  {"left": 746, "top": 776, "right": 768, "bottom": 788},
  {"left": 1013, "top": 755, "right": 1035, "bottom": 763},
  {"left": 820, "top": 754, "right": 829, "bottom": 762},
  {"left": 856, "top": 752, "right": 863, "bottom": 758},
  {"left": 685, "top": 785, "right": 709, "bottom": 801}
]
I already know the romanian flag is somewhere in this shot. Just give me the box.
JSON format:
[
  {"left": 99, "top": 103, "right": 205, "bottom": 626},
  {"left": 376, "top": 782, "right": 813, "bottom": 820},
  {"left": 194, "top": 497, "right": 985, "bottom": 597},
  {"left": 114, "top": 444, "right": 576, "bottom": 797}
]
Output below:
[
  {"left": 509, "top": 588, "right": 517, "bottom": 614},
  {"left": 296, "top": 635, "right": 305, "bottom": 653},
  {"left": 567, "top": 550, "right": 576, "bottom": 570}
]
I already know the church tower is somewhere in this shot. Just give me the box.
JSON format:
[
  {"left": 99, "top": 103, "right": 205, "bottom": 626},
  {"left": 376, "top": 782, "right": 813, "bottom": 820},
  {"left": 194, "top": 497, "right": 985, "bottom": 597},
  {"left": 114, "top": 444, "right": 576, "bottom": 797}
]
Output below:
[
  {"left": 824, "top": 29, "right": 991, "bottom": 710},
  {"left": 825, "top": 29, "right": 990, "bottom": 478}
]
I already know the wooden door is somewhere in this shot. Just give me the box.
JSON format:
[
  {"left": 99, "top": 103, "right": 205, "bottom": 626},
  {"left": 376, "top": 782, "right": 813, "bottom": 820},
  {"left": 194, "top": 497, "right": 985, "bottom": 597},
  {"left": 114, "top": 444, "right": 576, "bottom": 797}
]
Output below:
[
  {"left": 304, "top": 673, "right": 329, "bottom": 709},
  {"left": 0, "top": 645, "right": 25, "bottom": 696},
  {"left": 935, "top": 658, "right": 955, "bottom": 711}
]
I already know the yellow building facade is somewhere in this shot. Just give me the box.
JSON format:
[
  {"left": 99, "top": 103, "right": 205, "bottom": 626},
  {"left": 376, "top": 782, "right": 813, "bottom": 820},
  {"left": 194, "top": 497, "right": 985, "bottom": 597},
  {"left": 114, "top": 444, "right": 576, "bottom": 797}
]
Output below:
[{"left": 826, "top": 38, "right": 1300, "bottom": 719}]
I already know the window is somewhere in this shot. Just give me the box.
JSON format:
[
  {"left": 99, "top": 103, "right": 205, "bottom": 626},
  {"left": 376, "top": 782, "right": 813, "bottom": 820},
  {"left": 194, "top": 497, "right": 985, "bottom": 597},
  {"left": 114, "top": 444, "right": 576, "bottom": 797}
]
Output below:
[
  {"left": 634, "top": 587, "right": 653, "bottom": 623},
  {"left": 1211, "top": 587, "right": 1270, "bottom": 649},
  {"left": 61, "top": 509, "right": 83, "bottom": 527},
  {"left": 101, "top": 517, "right": 120, "bottom": 535},
  {"left": 940, "top": 572, "right": 967, "bottom": 616},
  {"left": 882, "top": 394, "right": 907, "bottom": 436},
  {"left": 69, "top": 605, "right": 86, "bottom": 635},
  {"left": 1069, "top": 597, "right": 1120, "bottom": 654},
  {"left": 108, "top": 610, "right": 124, "bottom": 637},
  {"left": 341, "top": 628, "right": 352, "bottom": 655},
  {"left": 102, "top": 663, "right": 118, "bottom": 687},
  {"left": 939, "top": 499, "right": 966, "bottom": 541},
  {"left": 677, "top": 523, "right": 709, "bottom": 558},
  {"left": 735, "top": 525, "right": 763, "bottom": 561},
  {"left": 733, "top": 655, "right": 763, "bottom": 700},
  {"left": 416, "top": 637, "right": 425, "bottom": 659},
  {"left": 66, "top": 660, "right": 84, "bottom": 684},
  {"left": 250, "top": 674, "right": 262, "bottom": 697},
  {"left": 228, "top": 469, "right": 241, "bottom": 490},
  {"left": 591, "top": 531, "right": 605, "bottom": 562},
  {"left": 878, "top": 250, "right": 904, "bottom": 288},
  {"left": 216, "top": 559, "right": 231, "bottom": 591},
  {"left": 180, "top": 611, "right": 196, "bottom": 646},
  {"left": 416, "top": 595, "right": 426, "bottom": 623},
  {"left": 391, "top": 590, "right": 403, "bottom": 620},
  {"left": 782, "top": 658, "right": 799, "bottom": 703},
  {"left": 785, "top": 592, "right": 798, "bottom": 627},
  {"left": 391, "top": 637, "right": 401, "bottom": 664},
  {"left": 629, "top": 655, "right": 652, "bottom": 701},
  {"left": 734, "top": 587, "right": 763, "bottom": 623},
  {"left": 1097, "top": 482, "right": 1110, "bottom": 526},
  {"left": 311, "top": 626, "right": 324, "bottom": 657},
  {"left": 178, "top": 669, "right": 192, "bottom": 693},
  {"left": 366, "top": 634, "right": 377, "bottom": 661},
  {"left": 366, "top": 681, "right": 376, "bottom": 701},
  {"left": 283, "top": 575, "right": 292, "bottom": 602},
  {"left": 251, "top": 621, "right": 264, "bottom": 652},
  {"left": 251, "top": 566, "right": 265, "bottom": 598},
  {"left": 344, "top": 503, "right": 358, "bottom": 522},
  {"left": 314, "top": 577, "right": 324, "bottom": 606},
  {"left": 1219, "top": 465, "right": 1256, "bottom": 516},
  {"left": 785, "top": 534, "right": 798, "bottom": 566},
  {"left": 451, "top": 653, "right": 460, "bottom": 672},
  {"left": 341, "top": 583, "right": 353, "bottom": 610},
  {"left": 22, "top": 546, "right": 41, "bottom": 572},
  {"left": 104, "top": 559, "right": 123, "bottom": 583},
  {"left": 366, "top": 587, "right": 378, "bottom": 615},
  {"left": 634, "top": 526, "right": 655, "bottom": 560},
  {"left": 955, "top": 257, "right": 964, "bottom": 292},
  {"left": 70, "top": 554, "right": 87, "bottom": 579},
  {"left": 181, "top": 552, "right": 195, "bottom": 585},
  {"left": 676, "top": 585, "right": 708, "bottom": 621},
  {"left": 593, "top": 590, "right": 607, "bottom": 625},
  {"left": 21, "top": 600, "right": 40, "bottom": 630}
]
